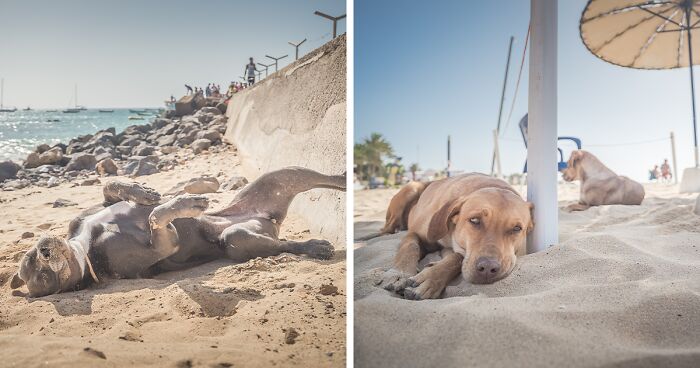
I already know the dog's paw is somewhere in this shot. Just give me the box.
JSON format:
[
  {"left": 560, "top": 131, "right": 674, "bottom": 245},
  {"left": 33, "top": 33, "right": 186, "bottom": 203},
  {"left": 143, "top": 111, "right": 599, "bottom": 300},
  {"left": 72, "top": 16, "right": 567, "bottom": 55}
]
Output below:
[
  {"left": 302, "top": 239, "right": 334, "bottom": 260},
  {"left": 375, "top": 268, "right": 412, "bottom": 293},
  {"left": 403, "top": 273, "right": 444, "bottom": 300}
]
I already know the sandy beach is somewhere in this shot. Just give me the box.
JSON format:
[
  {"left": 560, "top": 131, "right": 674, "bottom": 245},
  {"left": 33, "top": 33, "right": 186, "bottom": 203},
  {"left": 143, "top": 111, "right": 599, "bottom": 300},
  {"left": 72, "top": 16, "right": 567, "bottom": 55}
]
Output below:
[
  {"left": 354, "top": 182, "right": 700, "bottom": 367},
  {"left": 0, "top": 148, "right": 346, "bottom": 367}
]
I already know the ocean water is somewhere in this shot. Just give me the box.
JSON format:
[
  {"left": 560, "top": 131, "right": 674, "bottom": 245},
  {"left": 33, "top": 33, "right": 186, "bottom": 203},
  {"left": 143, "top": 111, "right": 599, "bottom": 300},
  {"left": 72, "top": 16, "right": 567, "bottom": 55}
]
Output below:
[{"left": 0, "top": 109, "right": 161, "bottom": 162}]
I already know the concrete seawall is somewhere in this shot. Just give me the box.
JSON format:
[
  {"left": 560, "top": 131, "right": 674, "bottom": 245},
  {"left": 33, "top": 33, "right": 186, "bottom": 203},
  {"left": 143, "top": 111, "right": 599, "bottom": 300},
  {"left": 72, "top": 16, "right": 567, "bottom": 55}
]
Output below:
[{"left": 224, "top": 35, "right": 346, "bottom": 245}]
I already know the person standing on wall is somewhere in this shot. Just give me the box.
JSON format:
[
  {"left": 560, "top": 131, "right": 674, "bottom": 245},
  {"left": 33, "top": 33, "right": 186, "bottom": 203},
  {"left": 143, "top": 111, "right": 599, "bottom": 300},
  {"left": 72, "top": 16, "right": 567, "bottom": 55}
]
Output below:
[{"left": 245, "top": 57, "right": 258, "bottom": 86}]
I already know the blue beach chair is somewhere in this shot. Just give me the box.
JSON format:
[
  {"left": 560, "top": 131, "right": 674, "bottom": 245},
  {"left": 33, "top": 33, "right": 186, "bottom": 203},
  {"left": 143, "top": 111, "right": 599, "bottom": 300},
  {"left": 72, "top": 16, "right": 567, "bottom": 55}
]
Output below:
[{"left": 519, "top": 114, "right": 581, "bottom": 173}]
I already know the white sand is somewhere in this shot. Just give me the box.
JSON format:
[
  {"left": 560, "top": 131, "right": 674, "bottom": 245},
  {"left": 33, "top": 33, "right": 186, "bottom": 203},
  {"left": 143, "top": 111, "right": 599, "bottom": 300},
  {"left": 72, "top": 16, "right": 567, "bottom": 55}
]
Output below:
[
  {"left": 0, "top": 148, "right": 345, "bottom": 367},
  {"left": 354, "top": 183, "right": 700, "bottom": 367}
]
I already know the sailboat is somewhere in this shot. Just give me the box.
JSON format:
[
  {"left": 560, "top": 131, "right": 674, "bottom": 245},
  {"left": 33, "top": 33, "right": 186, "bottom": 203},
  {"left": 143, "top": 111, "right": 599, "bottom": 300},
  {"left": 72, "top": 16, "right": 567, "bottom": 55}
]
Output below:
[
  {"left": 63, "top": 84, "right": 86, "bottom": 113},
  {"left": 0, "top": 78, "right": 17, "bottom": 113}
]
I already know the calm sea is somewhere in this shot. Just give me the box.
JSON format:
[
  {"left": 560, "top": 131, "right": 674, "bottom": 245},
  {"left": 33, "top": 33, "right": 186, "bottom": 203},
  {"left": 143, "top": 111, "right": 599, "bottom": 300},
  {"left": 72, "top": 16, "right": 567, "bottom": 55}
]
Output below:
[{"left": 0, "top": 109, "right": 161, "bottom": 162}]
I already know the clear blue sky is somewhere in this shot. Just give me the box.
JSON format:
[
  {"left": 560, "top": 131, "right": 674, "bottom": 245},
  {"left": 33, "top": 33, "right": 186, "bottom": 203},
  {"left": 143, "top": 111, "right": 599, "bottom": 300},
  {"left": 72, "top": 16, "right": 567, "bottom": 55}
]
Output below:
[
  {"left": 0, "top": 0, "right": 345, "bottom": 109},
  {"left": 355, "top": 0, "right": 697, "bottom": 182}
]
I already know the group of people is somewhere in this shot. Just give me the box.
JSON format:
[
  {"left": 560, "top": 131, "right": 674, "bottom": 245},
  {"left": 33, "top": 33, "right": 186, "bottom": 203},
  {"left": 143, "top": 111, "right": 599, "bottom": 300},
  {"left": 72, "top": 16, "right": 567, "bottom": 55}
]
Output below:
[
  {"left": 181, "top": 57, "right": 261, "bottom": 101},
  {"left": 649, "top": 159, "right": 673, "bottom": 182},
  {"left": 184, "top": 83, "right": 224, "bottom": 98}
]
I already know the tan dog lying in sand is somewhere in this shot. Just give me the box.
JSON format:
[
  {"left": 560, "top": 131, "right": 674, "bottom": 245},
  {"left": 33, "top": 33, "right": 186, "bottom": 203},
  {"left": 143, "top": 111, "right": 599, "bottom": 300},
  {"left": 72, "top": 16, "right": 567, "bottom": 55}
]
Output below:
[
  {"left": 561, "top": 150, "right": 644, "bottom": 211},
  {"left": 376, "top": 173, "right": 534, "bottom": 300}
]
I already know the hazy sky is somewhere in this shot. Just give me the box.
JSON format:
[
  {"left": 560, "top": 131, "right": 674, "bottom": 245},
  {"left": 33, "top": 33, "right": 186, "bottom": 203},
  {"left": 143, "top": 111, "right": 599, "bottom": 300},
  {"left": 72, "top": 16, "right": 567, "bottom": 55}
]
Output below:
[
  {"left": 0, "top": 0, "right": 346, "bottom": 109},
  {"left": 355, "top": 0, "right": 698, "bottom": 182}
]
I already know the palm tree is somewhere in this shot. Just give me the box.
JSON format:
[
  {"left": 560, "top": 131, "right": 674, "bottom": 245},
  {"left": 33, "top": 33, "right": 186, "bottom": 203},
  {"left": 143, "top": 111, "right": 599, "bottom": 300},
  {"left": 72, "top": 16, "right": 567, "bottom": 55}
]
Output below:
[
  {"left": 409, "top": 163, "right": 420, "bottom": 181},
  {"left": 361, "top": 133, "right": 394, "bottom": 179}
]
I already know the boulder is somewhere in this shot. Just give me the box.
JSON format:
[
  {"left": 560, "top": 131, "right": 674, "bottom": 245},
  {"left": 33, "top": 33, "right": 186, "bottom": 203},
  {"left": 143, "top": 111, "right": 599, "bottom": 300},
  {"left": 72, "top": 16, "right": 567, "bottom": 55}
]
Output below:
[
  {"left": 196, "top": 129, "right": 222, "bottom": 143},
  {"left": 216, "top": 102, "right": 227, "bottom": 114},
  {"left": 24, "top": 152, "right": 41, "bottom": 169},
  {"left": 166, "top": 176, "right": 220, "bottom": 195},
  {"left": 123, "top": 156, "right": 159, "bottom": 177},
  {"left": 197, "top": 106, "right": 222, "bottom": 116},
  {"left": 133, "top": 145, "right": 157, "bottom": 156},
  {"left": 221, "top": 176, "right": 248, "bottom": 191},
  {"left": 36, "top": 144, "right": 51, "bottom": 154},
  {"left": 64, "top": 152, "right": 97, "bottom": 172},
  {"left": 191, "top": 138, "right": 212, "bottom": 154},
  {"left": 160, "top": 146, "right": 177, "bottom": 154},
  {"left": 156, "top": 134, "right": 177, "bottom": 147},
  {"left": 25, "top": 147, "right": 63, "bottom": 168},
  {"left": 174, "top": 94, "right": 206, "bottom": 117},
  {"left": 53, "top": 198, "right": 77, "bottom": 208},
  {"left": 96, "top": 158, "right": 119, "bottom": 176},
  {"left": 0, "top": 161, "right": 21, "bottom": 182}
]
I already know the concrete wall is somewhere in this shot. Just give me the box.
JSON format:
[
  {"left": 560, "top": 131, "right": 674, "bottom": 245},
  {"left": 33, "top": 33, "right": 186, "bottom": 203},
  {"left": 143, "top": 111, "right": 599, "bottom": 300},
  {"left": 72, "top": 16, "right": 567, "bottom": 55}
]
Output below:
[{"left": 224, "top": 35, "right": 346, "bottom": 245}]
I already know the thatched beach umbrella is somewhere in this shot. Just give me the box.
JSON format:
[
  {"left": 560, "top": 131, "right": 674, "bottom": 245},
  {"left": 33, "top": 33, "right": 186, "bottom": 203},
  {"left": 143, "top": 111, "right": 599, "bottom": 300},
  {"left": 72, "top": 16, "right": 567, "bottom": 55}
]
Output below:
[{"left": 580, "top": 0, "right": 700, "bottom": 191}]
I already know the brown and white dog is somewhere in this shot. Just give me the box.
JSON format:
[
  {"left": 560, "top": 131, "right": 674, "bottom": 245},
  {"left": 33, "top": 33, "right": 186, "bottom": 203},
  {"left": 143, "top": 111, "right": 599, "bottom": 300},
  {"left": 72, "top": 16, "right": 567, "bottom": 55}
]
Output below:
[
  {"left": 376, "top": 173, "right": 534, "bottom": 300},
  {"left": 560, "top": 150, "right": 644, "bottom": 211}
]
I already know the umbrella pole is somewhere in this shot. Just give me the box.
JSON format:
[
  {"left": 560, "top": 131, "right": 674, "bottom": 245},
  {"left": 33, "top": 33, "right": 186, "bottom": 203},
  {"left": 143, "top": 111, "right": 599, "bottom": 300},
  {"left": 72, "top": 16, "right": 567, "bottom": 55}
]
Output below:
[{"left": 687, "top": 8, "right": 699, "bottom": 167}]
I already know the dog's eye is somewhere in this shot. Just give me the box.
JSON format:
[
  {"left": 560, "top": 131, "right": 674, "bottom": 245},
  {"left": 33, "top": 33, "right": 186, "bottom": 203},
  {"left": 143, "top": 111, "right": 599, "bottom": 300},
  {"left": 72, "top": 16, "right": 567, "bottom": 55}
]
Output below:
[
  {"left": 512, "top": 225, "right": 522, "bottom": 233},
  {"left": 469, "top": 217, "right": 480, "bottom": 225}
]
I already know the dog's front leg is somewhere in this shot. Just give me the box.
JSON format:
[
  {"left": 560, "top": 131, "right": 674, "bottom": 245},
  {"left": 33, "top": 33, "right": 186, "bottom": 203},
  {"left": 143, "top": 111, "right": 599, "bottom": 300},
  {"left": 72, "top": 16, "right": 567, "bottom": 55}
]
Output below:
[
  {"left": 403, "top": 249, "right": 463, "bottom": 300},
  {"left": 376, "top": 232, "right": 423, "bottom": 293}
]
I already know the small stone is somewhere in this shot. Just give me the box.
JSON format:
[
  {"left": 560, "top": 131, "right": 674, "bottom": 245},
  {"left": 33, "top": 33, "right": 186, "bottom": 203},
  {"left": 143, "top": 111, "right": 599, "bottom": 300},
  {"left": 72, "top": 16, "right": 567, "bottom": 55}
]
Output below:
[
  {"left": 319, "top": 284, "right": 338, "bottom": 296},
  {"left": 53, "top": 198, "right": 77, "bottom": 208},
  {"left": 21, "top": 231, "right": 34, "bottom": 239},
  {"left": 284, "top": 327, "right": 299, "bottom": 344}
]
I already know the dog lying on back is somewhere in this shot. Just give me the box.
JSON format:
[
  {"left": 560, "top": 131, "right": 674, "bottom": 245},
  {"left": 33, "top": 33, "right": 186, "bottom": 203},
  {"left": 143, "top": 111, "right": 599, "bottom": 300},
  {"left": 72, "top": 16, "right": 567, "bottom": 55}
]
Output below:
[
  {"left": 376, "top": 173, "right": 534, "bottom": 300},
  {"left": 560, "top": 150, "right": 644, "bottom": 211}
]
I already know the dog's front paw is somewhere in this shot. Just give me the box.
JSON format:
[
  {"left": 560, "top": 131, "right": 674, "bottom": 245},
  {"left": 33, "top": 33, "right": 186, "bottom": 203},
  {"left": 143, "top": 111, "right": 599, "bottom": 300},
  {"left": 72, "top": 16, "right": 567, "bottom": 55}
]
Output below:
[
  {"left": 403, "top": 271, "right": 445, "bottom": 300},
  {"left": 302, "top": 239, "right": 335, "bottom": 260},
  {"left": 375, "top": 268, "right": 412, "bottom": 293}
]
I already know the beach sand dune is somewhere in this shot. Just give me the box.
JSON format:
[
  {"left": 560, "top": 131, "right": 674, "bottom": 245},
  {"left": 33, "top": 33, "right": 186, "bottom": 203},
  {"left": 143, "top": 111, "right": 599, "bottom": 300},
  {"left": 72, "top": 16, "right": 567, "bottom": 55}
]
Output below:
[
  {"left": 354, "top": 183, "right": 700, "bottom": 368},
  {"left": 0, "top": 149, "right": 345, "bottom": 367}
]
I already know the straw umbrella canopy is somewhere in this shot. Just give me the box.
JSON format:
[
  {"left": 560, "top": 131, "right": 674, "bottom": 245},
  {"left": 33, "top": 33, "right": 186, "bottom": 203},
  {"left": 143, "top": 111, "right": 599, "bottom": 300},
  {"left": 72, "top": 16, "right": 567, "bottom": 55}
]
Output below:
[{"left": 580, "top": 0, "right": 700, "bottom": 166}]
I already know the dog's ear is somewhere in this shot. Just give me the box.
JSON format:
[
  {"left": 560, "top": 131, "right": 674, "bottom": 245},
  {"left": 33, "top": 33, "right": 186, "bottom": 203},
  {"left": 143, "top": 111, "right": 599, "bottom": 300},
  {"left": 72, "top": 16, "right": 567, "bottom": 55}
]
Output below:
[
  {"left": 427, "top": 198, "right": 465, "bottom": 243},
  {"left": 10, "top": 273, "right": 25, "bottom": 289},
  {"left": 526, "top": 202, "right": 535, "bottom": 233},
  {"left": 570, "top": 150, "right": 583, "bottom": 164}
]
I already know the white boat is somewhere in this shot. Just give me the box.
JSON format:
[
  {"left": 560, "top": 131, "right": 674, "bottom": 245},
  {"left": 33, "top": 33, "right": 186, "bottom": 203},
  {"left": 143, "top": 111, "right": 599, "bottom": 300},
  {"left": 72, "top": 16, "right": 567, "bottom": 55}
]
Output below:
[
  {"left": 0, "top": 78, "right": 17, "bottom": 112},
  {"left": 63, "top": 84, "right": 86, "bottom": 113}
]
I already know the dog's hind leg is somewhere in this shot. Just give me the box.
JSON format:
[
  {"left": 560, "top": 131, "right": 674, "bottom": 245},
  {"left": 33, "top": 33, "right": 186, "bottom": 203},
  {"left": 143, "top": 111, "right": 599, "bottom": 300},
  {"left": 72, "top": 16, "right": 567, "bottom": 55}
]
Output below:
[
  {"left": 220, "top": 218, "right": 334, "bottom": 261},
  {"left": 212, "top": 167, "right": 345, "bottom": 223},
  {"left": 103, "top": 181, "right": 162, "bottom": 206},
  {"left": 148, "top": 195, "right": 209, "bottom": 258}
]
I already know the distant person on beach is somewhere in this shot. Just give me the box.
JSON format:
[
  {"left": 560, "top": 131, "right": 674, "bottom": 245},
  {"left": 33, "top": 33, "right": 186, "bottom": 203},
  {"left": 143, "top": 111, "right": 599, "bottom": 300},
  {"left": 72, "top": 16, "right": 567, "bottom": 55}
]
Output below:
[
  {"left": 245, "top": 57, "right": 258, "bottom": 86},
  {"left": 649, "top": 165, "right": 660, "bottom": 181},
  {"left": 185, "top": 84, "right": 193, "bottom": 95},
  {"left": 205, "top": 84, "right": 211, "bottom": 97},
  {"left": 661, "top": 159, "right": 672, "bottom": 182}
]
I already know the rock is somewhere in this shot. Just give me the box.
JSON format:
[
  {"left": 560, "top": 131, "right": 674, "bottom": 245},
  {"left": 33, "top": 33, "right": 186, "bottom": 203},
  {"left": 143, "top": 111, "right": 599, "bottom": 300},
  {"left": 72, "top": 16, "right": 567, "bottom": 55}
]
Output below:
[
  {"left": 65, "top": 152, "right": 97, "bottom": 172},
  {"left": 221, "top": 176, "right": 248, "bottom": 191},
  {"left": 53, "top": 198, "right": 77, "bottom": 208},
  {"left": 319, "top": 284, "right": 338, "bottom": 296},
  {"left": 160, "top": 146, "right": 177, "bottom": 154},
  {"left": 81, "top": 178, "right": 101, "bottom": 186},
  {"left": 37, "top": 223, "right": 52, "bottom": 230},
  {"left": 0, "top": 161, "right": 21, "bottom": 182},
  {"left": 151, "top": 118, "right": 172, "bottom": 129},
  {"left": 197, "top": 106, "right": 222, "bottom": 116},
  {"left": 216, "top": 102, "right": 227, "bottom": 114},
  {"left": 21, "top": 231, "right": 34, "bottom": 239},
  {"left": 284, "top": 327, "right": 299, "bottom": 344},
  {"left": 36, "top": 144, "right": 51, "bottom": 154},
  {"left": 82, "top": 347, "right": 106, "bottom": 360},
  {"left": 174, "top": 94, "right": 206, "bottom": 117},
  {"left": 96, "top": 158, "right": 118, "bottom": 176},
  {"left": 24, "top": 152, "right": 41, "bottom": 169},
  {"left": 47, "top": 176, "right": 59, "bottom": 188},
  {"left": 156, "top": 134, "right": 177, "bottom": 147},
  {"left": 133, "top": 145, "right": 156, "bottom": 156},
  {"left": 52, "top": 143, "right": 67, "bottom": 153},
  {"left": 191, "top": 139, "right": 212, "bottom": 154},
  {"left": 120, "top": 136, "right": 143, "bottom": 147},
  {"left": 166, "top": 177, "right": 220, "bottom": 195},
  {"left": 123, "top": 156, "right": 160, "bottom": 177},
  {"left": 39, "top": 147, "right": 63, "bottom": 166},
  {"left": 3, "top": 179, "right": 29, "bottom": 190},
  {"left": 196, "top": 130, "right": 222, "bottom": 143}
]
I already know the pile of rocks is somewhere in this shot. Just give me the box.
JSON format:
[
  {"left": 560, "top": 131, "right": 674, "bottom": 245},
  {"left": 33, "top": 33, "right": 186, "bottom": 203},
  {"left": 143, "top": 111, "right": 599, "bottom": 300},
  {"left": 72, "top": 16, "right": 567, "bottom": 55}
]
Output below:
[{"left": 0, "top": 104, "right": 229, "bottom": 191}]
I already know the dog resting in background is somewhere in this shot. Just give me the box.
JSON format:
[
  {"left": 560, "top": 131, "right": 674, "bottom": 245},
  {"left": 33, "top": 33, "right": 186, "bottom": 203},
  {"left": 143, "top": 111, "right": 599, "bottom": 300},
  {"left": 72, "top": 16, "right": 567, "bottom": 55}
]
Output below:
[
  {"left": 560, "top": 150, "right": 644, "bottom": 211},
  {"left": 376, "top": 173, "right": 534, "bottom": 300}
]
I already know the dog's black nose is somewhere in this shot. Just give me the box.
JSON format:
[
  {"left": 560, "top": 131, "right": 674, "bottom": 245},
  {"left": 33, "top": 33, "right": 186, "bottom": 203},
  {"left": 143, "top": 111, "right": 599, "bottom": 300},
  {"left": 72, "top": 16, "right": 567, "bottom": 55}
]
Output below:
[
  {"left": 39, "top": 247, "right": 50, "bottom": 258},
  {"left": 475, "top": 257, "right": 501, "bottom": 281}
]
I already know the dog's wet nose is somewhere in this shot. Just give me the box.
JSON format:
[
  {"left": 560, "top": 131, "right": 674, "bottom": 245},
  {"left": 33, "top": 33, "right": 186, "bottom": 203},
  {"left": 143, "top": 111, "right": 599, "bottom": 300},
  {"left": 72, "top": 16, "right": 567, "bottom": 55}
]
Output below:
[{"left": 475, "top": 257, "right": 501, "bottom": 281}]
